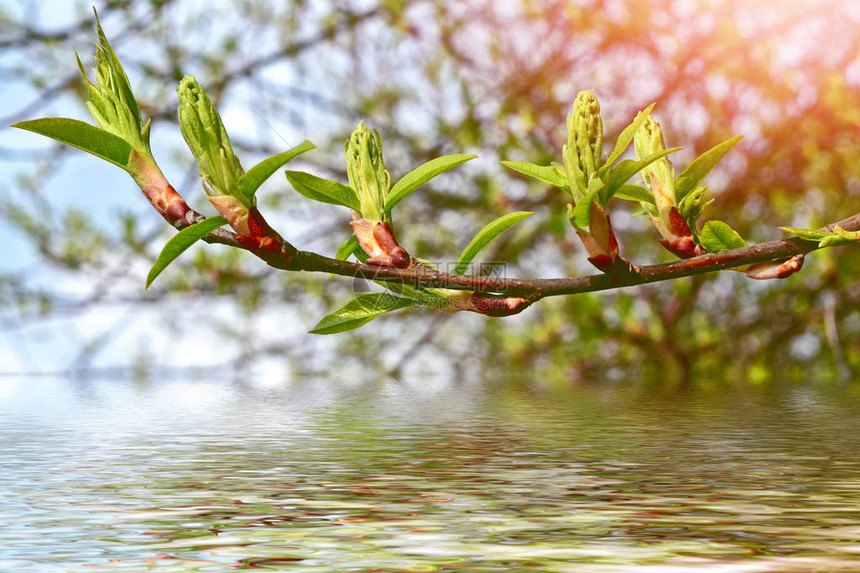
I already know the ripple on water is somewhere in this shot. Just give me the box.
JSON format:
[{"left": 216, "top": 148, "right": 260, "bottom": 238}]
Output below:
[{"left": 1, "top": 379, "right": 860, "bottom": 572}]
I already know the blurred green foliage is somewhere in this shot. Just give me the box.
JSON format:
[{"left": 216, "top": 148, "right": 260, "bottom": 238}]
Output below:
[{"left": 2, "top": 0, "right": 859, "bottom": 385}]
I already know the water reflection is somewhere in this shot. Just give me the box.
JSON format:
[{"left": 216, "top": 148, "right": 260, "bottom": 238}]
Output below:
[{"left": 2, "top": 377, "right": 860, "bottom": 571}]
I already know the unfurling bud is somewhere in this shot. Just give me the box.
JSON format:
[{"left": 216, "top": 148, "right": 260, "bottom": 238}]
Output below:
[
  {"left": 345, "top": 123, "right": 410, "bottom": 266},
  {"left": 346, "top": 121, "right": 390, "bottom": 223},
  {"left": 563, "top": 90, "right": 603, "bottom": 200},
  {"left": 177, "top": 76, "right": 245, "bottom": 205},
  {"left": 634, "top": 116, "right": 675, "bottom": 210},
  {"left": 635, "top": 117, "right": 703, "bottom": 258},
  {"left": 77, "top": 12, "right": 147, "bottom": 152}
]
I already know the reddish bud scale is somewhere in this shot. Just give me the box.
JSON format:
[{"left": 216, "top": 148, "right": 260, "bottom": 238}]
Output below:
[
  {"left": 577, "top": 221, "right": 634, "bottom": 279},
  {"left": 660, "top": 236, "right": 705, "bottom": 259},
  {"left": 655, "top": 207, "right": 705, "bottom": 259},
  {"left": 352, "top": 219, "right": 413, "bottom": 269},
  {"left": 372, "top": 222, "right": 412, "bottom": 269},
  {"left": 235, "top": 235, "right": 259, "bottom": 250},
  {"left": 777, "top": 254, "right": 805, "bottom": 277},
  {"left": 235, "top": 235, "right": 291, "bottom": 269},
  {"left": 606, "top": 213, "right": 620, "bottom": 254},
  {"left": 577, "top": 206, "right": 627, "bottom": 275},
  {"left": 231, "top": 207, "right": 294, "bottom": 269},
  {"left": 587, "top": 256, "right": 635, "bottom": 281},
  {"left": 668, "top": 207, "right": 692, "bottom": 237},
  {"left": 247, "top": 208, "right": 269, "bottom": 239},
  {"left": 148, "top": 184, "right": 191, "bottom": 226},
  {"left": 746, "top": 254, "right": 804, "bottom": 280},
  {"left": 469, "top": 293, "right": 530, "bottom": 317},
  {"left": 586, "top": 253, "right": 615, "bottom": 272},
  {"left": 236, "top": 235, "right": 280, "bottom": 251}
]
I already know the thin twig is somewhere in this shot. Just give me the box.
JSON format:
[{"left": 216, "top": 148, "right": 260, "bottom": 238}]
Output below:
[{"left": 132, "top": 154, "right": 860, "bottom": 310}]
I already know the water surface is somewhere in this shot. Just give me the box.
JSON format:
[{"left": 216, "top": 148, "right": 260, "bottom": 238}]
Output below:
[{"left": 3, "top": 376, "right": 860, "bottom": 572}]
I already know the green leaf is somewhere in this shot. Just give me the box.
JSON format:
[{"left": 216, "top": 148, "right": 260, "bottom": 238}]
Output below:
[
  {"left": 779, "top": 226, "right": 831, "bottom": 241},
  {"left": 701, "top": 220, "right": 748, "bottom": 252},
  {"left": 385, "top": 154, "right": 477, "bottom": 215},
  {"left": 604, "top": 148, "right": 680, "bottom": 202},
  {"left": 309, "top": 293, "right": 414, "bottom": 334},
  {"left": 679, "top": 187, "right": 713, "bottom": 241},
  {"left": 285, "top": 171, "right": 360, "bottom": 211},
  {"left": 335, "top": 234, "right": 364, "bottom": 261},
  {"left": 780, "top": 224, "right": 860, "bottom": 247},
  {"left": 603, "top": 103, "right": 656, "bottom": 168},
  {"left": 818, "top": 226, "right": 860, "bottom": 248},
  {"left": 501, "top": 161, "right": 570, "bottom": 192},
  {"left": 146, "top": 216, "right": 227, "bottom": 288},
  {"left": 608, "top": 149, "right": 680, "bottom": 190},
  {"left": 614, "top": 184, "right": 655, "bottom": 204},
  {"left": 569, "top": 179, "right": 604, "bottom": 231},
  {"left": 675, "top": 135, "right": 743, "bottom": 200},
  {"left": 239, "top": 140, "right": 315, "bottom": 201},
  {"left": 12, "top": 118, "right": 132, "bottom": 169},
  {"left": 454, "top": 211, "right": 533, "bottom": 275}
]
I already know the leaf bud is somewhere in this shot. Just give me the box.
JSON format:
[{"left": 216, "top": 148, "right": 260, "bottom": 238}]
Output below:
[
  {"left": 634, "top": 116, "right": 676, "bottom": 217},
  {"left": 563, "top": 90, "right": 603, "bottom": 199},
  {"left": 77, "top": 12, "right": 146, "bottom": 151},
  {"left": 345, "top": 121, "right": 390, "bottom": 222},
  {"left": 177, "top": 76, "right": 246, "bottom": 206}
]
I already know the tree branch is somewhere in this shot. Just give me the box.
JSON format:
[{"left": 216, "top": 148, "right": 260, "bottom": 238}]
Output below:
[{"left": 175, "top": 172, "right": 860, "bottom": 305}]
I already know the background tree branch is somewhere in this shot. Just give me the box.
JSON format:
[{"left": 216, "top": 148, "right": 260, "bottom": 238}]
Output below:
[{"left": 3, "top": 0, "right": 859, "bottom": 383}]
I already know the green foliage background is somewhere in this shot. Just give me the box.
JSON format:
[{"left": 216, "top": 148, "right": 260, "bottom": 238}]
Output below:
[{"left": 2, "top": 0, "right": 859, "bottom": 385}]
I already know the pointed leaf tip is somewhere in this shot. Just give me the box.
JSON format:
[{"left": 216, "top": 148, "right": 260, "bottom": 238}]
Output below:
[
  {"left": 385, "top": 154, "right": 477, "bottom": 215},
  {"left": 454, "top": 211, "right": 533, "bottom": 275},
  {"left": 501, "top": 161, "right": 570, "bottom": 193},
  {"left": 779, "top": 226, "right": 830, "bottom": 242},
  {"left": 676, "top": 135, "right": 744, "bottom": 200},
  {"left": 240, "top": 140, "right": 315, "bottom": 200},
  {"left": 604, "top": 102, "right": 657, "bottom": 168},
  {"left": 310, "top": 293, "right": 414, "bottom": 334},
  {"left": 285, "top": 171, "right": 360, "bottom": 211},
  {"left": 605, "top": 147, "right": 680, "bottom": 201},
  {"left": 12, "top": 118, "right": 132, "bottom": 169}
]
